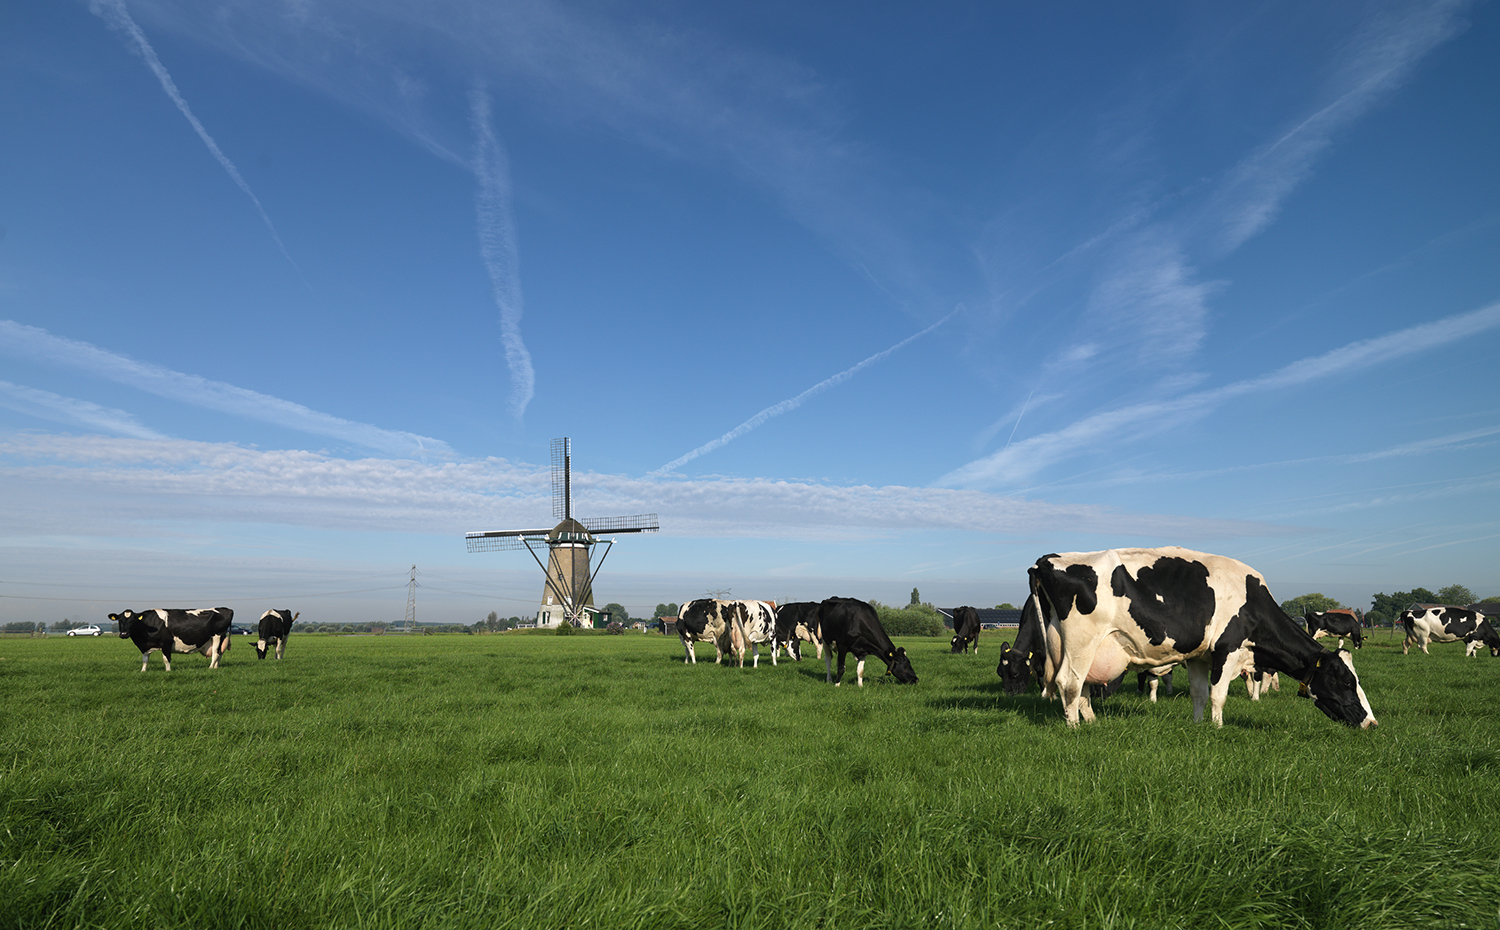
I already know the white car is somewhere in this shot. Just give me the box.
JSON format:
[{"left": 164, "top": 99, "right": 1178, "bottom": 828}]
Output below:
[{"left": 66, "top": 625, "right": 103, "bottom": 637}]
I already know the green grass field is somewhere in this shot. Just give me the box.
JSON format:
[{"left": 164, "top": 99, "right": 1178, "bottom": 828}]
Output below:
[{"left": 2, "top": 629, "right": 1497, "bottom": 929}]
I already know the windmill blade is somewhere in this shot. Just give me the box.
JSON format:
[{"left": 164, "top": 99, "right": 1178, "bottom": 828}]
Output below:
[
  {"left": 551, "top": 437, "right": 571, "bottom": 521},
  {"left": 580, "top": 514, "right": 659, "bottom": 534},
  {"left": 465, "top": 529, "right": 552, "bottom": 553}
]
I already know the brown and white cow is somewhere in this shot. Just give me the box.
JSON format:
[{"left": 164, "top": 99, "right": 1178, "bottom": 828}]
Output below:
[{"left": 1028, "top": 547, "right": 1375, "bottom": 728}]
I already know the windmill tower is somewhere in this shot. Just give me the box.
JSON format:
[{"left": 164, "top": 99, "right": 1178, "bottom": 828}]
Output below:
[{"left": 465, "top": 438, "right": 658, "bottom": 627}]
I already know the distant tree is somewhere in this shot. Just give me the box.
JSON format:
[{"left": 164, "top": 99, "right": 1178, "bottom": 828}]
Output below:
[
  {"left": 1437, "top": 584, "right": 1477, "bottom": 606},
  {"left": 601, "top": 603, "right": 630, "bottom": 626},
  {"left": 1279, "top": 593, "right": 1344, "bottom": 618},
  {"left": 995, "top": 603, "right": 1016, "bottom": 610},
  {"left": 1367, "top": 588, "right": 1439, "bottom": 627},
  {"left": 654, "top": 602, "right": 681, "bottom": 619},
  {"left": 909, "top": 588, "right": 921, "bottom": 606},
  {"left": 2, "top": 622, "right": 36, "bottom": 633}
]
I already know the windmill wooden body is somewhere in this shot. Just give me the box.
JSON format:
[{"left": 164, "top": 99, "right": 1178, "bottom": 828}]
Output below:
[{"left": 466, "top": 438, "right": 658, "bottom": 627}]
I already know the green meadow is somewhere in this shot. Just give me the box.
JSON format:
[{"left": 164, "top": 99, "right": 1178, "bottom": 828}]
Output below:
[{"left": 1, "top": 629, "right": 1497, "bottom": 929}]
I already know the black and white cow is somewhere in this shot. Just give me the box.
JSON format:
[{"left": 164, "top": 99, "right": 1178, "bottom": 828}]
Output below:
[
  {"left": 734, "top": 600, "right": 779, "bottom": 667},
  {"left": 109, "top": 607, "right": 234, "bottom": 671},
  {"left": 819, "top": 597, "right": 918, "bottom": 687},
  {"left": 996, "top": 595, "right": 1047, "bottom": 695},
  {"left": 1028, "top": 547, "right": 1376, "bottom": 728},
  {"left": 676, "top": 599, "right": 746, "bottom": 665},
  {"left": 1401, "top": 606, "right": 1500, "bottom": 657},
  {"left": 256, "top": 609, "right": 298, "bottom": 660},
  {"left": 773, "top": 601, "right": 823, "bottom": 661},
  {"left": 1305, "top": 609, "right": 1363, "bottom": 649},
  {"left": 950, "top": 606, "right": 981, "bottom": 655}
]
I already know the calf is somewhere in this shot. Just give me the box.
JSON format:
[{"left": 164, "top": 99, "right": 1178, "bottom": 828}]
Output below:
[
  {"left": 256, "top": 609, "right": 298, "bottom": 660},
  {"left": 110, "top": 607, "right": 234, "bottom": 671},
  {"left": 1305, "top": 609, "right": 1363, "bottom": 649},
  {"left": 819, "top": 597, "right": 918, "bottom": 687},
  {"left": 773, "top": 601, "right": 823, "bottom": 661},
  {"left": 1029, "top": 547, "right": 1375, "bottom": 728},
  {"left": 949, "top": 606, "right": 981, "bottom": 654},
  {"left": 1401, "top": 606, "right": 1500, "bottom": 657}
]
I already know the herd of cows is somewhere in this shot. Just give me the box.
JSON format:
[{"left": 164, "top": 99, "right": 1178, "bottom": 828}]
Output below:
[
  {"left": 106, "top": 607, "right": 297, "bottom": 670},
  {"left": 675, "top": 546, "right": 1500, "bottom": 730},
  {"left": 95, "top": 545, "right": 1497, "bottom": 731}
]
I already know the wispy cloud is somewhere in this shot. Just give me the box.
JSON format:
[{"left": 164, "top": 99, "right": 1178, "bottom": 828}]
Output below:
[
  {"left": 941, "top": 300, "right": 1500, "bottom": 488},
  {"left": 1205, "top": 0, "right": 1470, "bottom": 254},
  {"left": 652, "top": 310, "right": 958, "bottom": 476},
  {"left": 0, "top": 381, "right": 164, "bottom": 439},
  {"left": 0, "top": 433, "right": 1293, "bottom": 542},
  {"left": 0, "top": 320, "right": 450, "bottom": 457},
  {"left": 89, "top": 0, "right": 300, "bottom": 272},
  {"left": 470, "top": 87, "right": 535, "bottom": 420}
]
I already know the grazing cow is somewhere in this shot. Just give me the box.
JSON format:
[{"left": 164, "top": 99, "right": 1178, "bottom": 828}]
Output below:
[
  {"left": 256, "top": 609, "right": 298, "bottom": 660},
  {"left": 676, "top": 599, "right": 745, "bottom": 665},
  {"left": 1028, "top": 547, "right": 1376, "bottom": 728},
  {"left": 1305, "top": 609, "right": 1363, "bottom": 649},
  {"left": 1401, "top": 606, "right": 1500, "bottom": 657},
  {"left": 949, "top": 606, "right": 981, "bottom": 654},
  {"left": 819, "top": 597, "right": 918, "bottom": 686},
  {"left": 996, "top": 595, "right": 1047, "bottom": 695},
  {"left": 734, "top": 600, "right": 779, "bottom": 667},
  {"left": 773, "top": 601, "right": 823, "bottom": 661},
  {"left": 109, "top": 607, "right": 234, "bottom": 671}
]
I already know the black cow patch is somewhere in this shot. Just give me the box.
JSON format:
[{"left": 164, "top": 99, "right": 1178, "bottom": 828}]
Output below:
[{"left": 1109, "top": 555, "right": 1214, "bottom": 653}]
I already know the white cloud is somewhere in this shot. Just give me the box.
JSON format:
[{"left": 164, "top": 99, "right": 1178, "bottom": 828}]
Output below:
[
  {"left": 942, "top": 300, "right": 1500, "bottom": 488},
  {"left": 0, "top": 320, "right": 451, "bottom": 457},
  {"left": 0, "top": 433, "right": 1293, "bottom": 542},
  {"left": 0, "top": 380, "right": 164, "bottom": 439}
]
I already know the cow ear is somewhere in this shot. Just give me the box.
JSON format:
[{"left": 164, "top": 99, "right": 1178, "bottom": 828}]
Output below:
[{"left": 896, "top": 647, "right": 906, "bottom": 656}]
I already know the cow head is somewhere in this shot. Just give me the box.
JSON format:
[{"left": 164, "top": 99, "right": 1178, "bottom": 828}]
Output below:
[
  {"left": 109, "top": 609, "right": 140, "bottom": 638},
  {"left": 950, "top": 635, "right": 966, "bottom": 654},
  {"left": 1471, "top": 620, "right": 1500, "bottom": 657},
  {"left": 1300, "top": 651, "right": 1377, "bottom": 729},
  {"left": 995, "top": 641, "right": 1033, "bottom": 695},
  {"left": 884, "top": 647, "right": 918, "bottom": 684}
]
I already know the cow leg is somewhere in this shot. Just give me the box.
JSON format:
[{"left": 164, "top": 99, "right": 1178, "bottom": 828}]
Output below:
[
  {"left": 1208, "top": 652, "right": 1249, "bottom": 727},
  {"left": 833, "top": 648, "right": 850, "bottom": 687},
  {"left": 1186, "top": 660, "right": 1211, "bottom": 723},
  {"left": 1466, "top": 640, "right": 1480, "bottom": 657},
  {"left": 1148, "top": 676, "right": 1159, "bottom": 703},
  {"left": 161, "top": 648, "right": 174, "bottom": 672},
  {"left": 276, "top": 639, "right": 286, "bottom": 660},
  {"left": 681, "top": 638, "right": 693, "bottom": 664},
  {"left": 208, "top": 636, "right": 222, "bottom": 668},
  {"left": 825, "top": 650, "right": 834, "bottom": 684},
  {"left": 139, "top": 651, "right": 150, "bottom": 672},
  {"left": 770, "top": 641, "right": 776, "bottom": 667},
  {"left": 856, "top": 657, "right": 866, "bottom": 687}
]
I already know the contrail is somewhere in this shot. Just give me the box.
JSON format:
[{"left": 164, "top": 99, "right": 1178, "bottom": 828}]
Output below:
[
  {"left": 0, "top": 320, "right": 450, "bottom": 458},
  {"left": 651, "top": 309, "right": 958, "bottom": 476},
  {"left": 471, "top": 88, "right": 536, "bottom": 420},
  {"left": 89, "top": 0, "right": 299, "bottom": 272}
]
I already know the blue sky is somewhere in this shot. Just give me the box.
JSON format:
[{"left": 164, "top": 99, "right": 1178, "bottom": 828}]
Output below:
[{"left": 3, "top": 0, "right": 1497, "bottom": 625}]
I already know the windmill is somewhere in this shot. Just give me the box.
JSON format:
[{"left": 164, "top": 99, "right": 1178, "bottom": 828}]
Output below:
[{"left": 466, "top": 438, "right": 658, "bottom": 627}]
